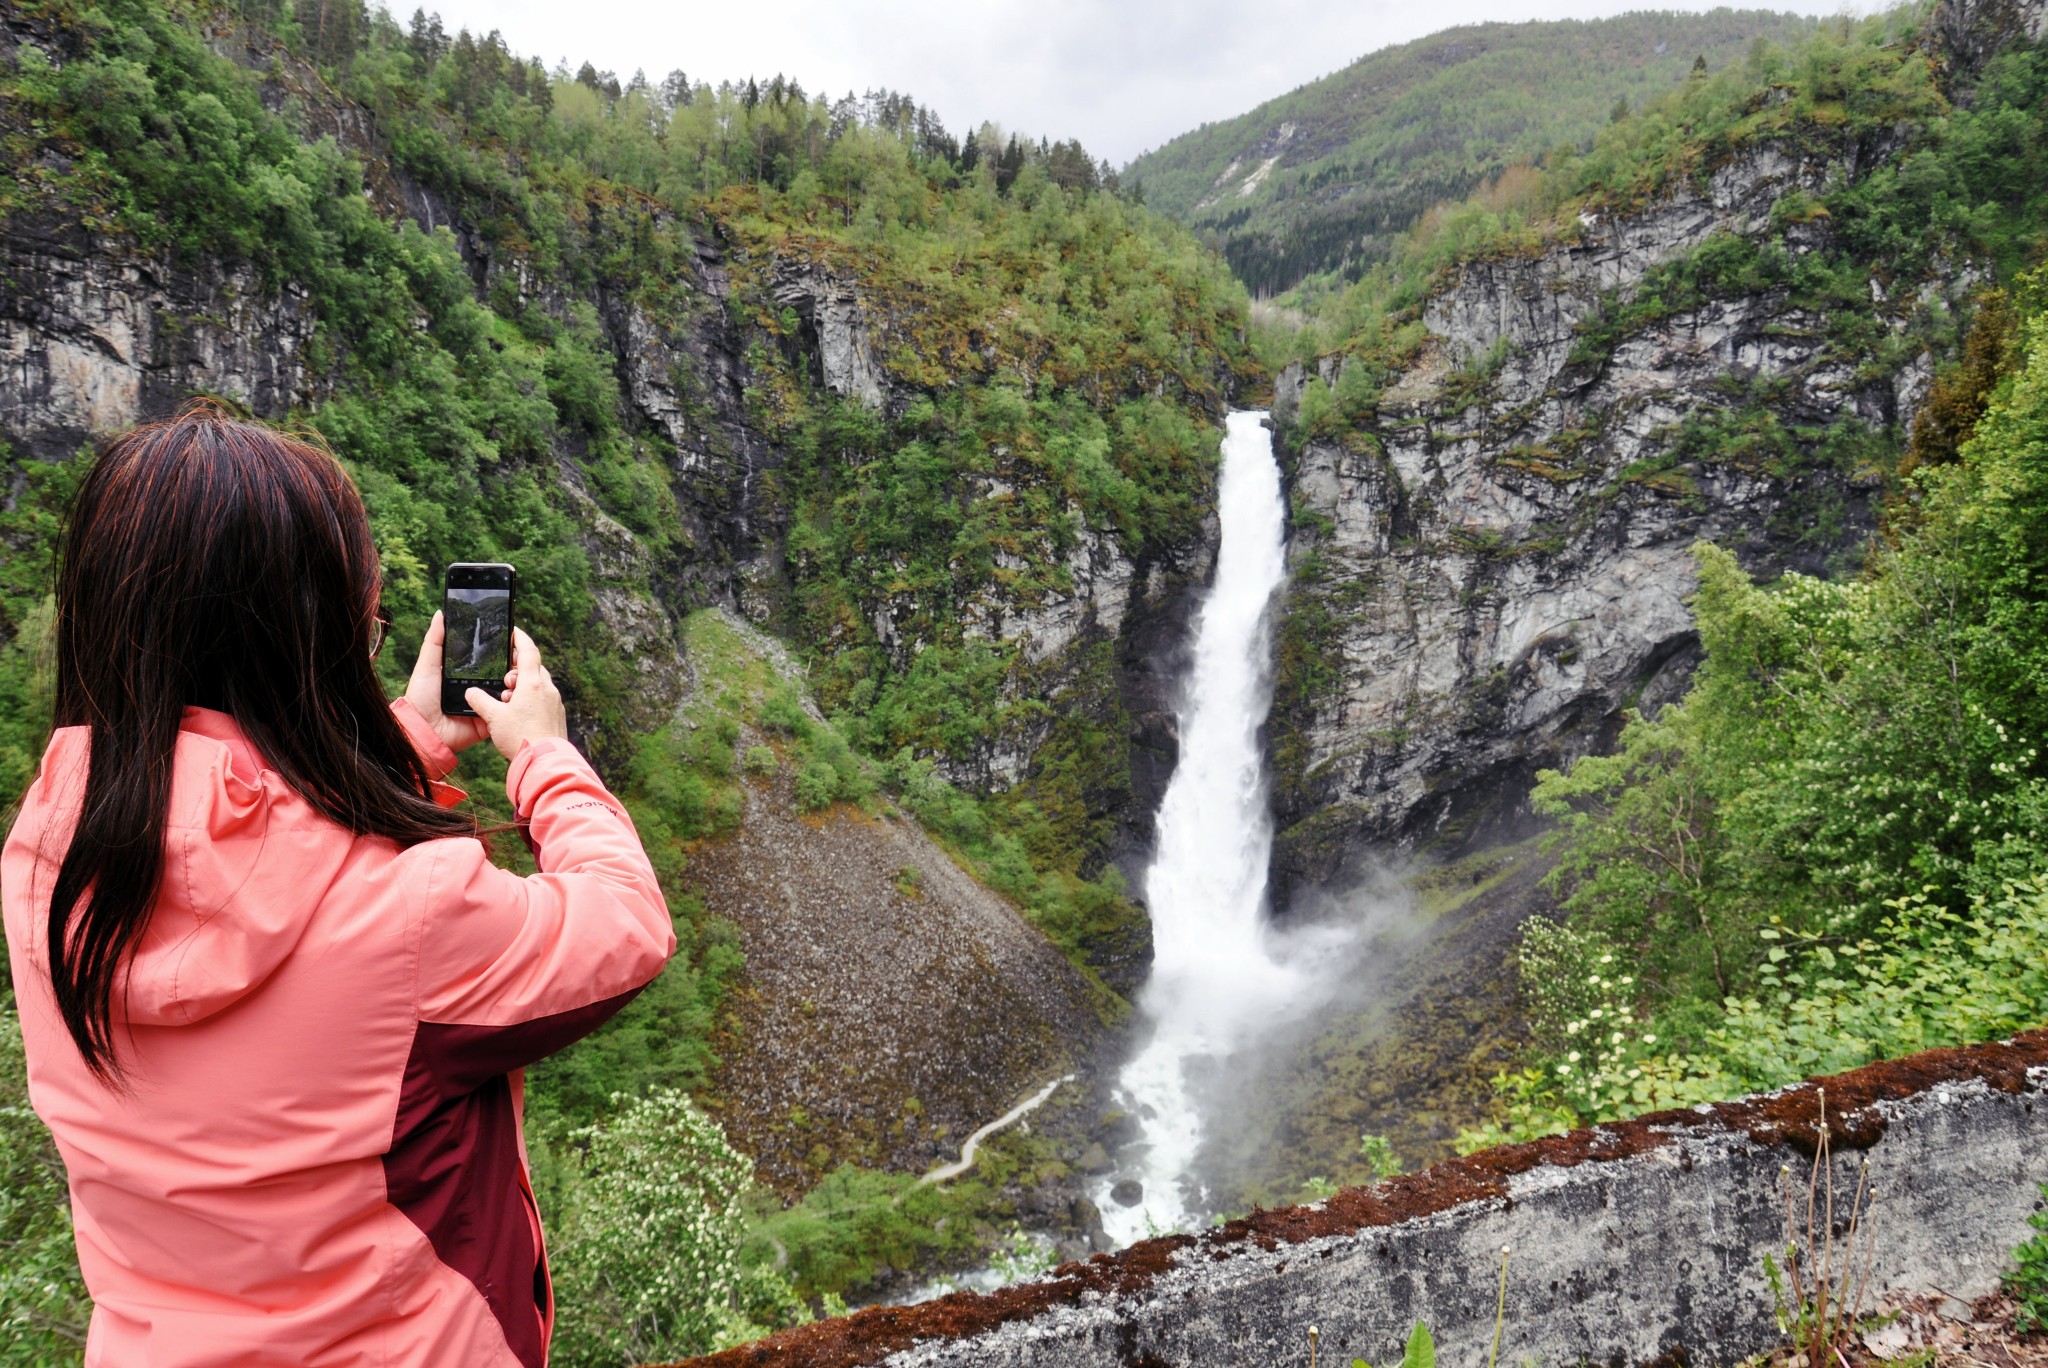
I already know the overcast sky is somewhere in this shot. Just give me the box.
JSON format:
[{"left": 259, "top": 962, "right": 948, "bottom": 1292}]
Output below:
[{"left": 416, "top": 0, "right": 1870, "bottom": 167}]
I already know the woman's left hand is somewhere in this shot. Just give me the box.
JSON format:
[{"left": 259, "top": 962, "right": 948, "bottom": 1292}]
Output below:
[{"left": 404, "top": 611, "right": 494, "bottom": 754}]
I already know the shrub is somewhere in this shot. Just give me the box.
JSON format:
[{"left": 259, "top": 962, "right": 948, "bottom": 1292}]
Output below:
[
  {"left": 794, "top": 761, "right": 840, "bottom": 813},
  {"left": 0, "top": 1011, "right": 90, "bottom": 1366},
  {"left": 547, "top": 1089, "right": 777, "bottom": 1365},
  {"left": 2007, "top": 1184, "right": 2048, "bottom": 1333}
]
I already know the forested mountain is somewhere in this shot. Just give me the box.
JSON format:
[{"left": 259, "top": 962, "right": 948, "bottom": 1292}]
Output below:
[
  {"left": 0, "top": 0, "right": 1252, "bottom": 971},
  {"left": 3, "top": 0, "right": 2048, "bottom": 1356},
  {"left": 0, "top": 0, "right": 1248, "bottom": 1357},
  {"left": 1124, "top": 9, "right": 1820, "bottom": 296}
]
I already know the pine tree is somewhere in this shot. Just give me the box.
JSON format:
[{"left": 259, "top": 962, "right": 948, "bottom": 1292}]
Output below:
[
  {"left": 296, "top": 0, "right": 365, "bottom": 63},
  {"left": 660, "top": 69, "right": 692, "bottom": 111},
  {"left": 996, "top": 134, "right": 1025, "bottom": 195},
  {"left": 406, "top": 8, "right": 446, "bottom": 67}
]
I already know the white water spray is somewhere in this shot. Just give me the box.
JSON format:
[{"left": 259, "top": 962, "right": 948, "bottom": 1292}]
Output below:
[{"left": 1096, "top": 410, "right": 1301, "bottom": 1245}]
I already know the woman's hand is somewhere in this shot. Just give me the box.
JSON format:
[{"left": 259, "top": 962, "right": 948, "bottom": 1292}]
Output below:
[
  {"left": 403, "top": 611, "right": 494, "bottom": 754},
  {"left": 464, "top": 627, "right": 569, "bottom": 761}
]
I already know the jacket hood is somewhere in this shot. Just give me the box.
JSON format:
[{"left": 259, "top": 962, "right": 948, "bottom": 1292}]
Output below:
[{"left": 30, "top": 709, "right": 356, "bottom": 1028}]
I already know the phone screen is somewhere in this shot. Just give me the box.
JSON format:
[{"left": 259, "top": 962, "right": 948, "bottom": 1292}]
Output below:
[
  {"left": 445, "top": 586, "right": 511, "bottom": 676},
  {"left": 442, "top": 564, "right": 515, "bottom": 716}
]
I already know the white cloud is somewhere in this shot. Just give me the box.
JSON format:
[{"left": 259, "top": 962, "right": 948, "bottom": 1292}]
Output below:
[{"left": 414, "top": 0, "right": 1871, "bottom": 166}]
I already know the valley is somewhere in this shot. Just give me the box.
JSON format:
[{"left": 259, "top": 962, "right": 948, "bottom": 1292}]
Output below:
[{"left": 2, "top": 0, "right": 2048, "bottom": 1361}]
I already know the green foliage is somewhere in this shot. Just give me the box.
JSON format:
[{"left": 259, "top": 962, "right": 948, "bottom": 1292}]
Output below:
[
  {"left": 545, "top": 1089, "right": 796, "bottom": 1366},
  {"left": 1473, "top": 271, "right": 2048, "bottom": 1146},
  {"left": 0, "top": 444, "right": 79, "bottom": 803},
  {"left": 1714, "top": 879, "right": 2048, "bottom": 1082},
  {"left": 794, "top": 760, "right": 841, "bottom": 812},
  {"left": 2006, "top": 1185, "right": 2048, "bottom": 1334},
  {"left": 745, "top": 1165, "right": 989, "bottom": 1300},
  {"left": 0, "top": 1011, "right": 89, "bottom": 1367},
  {"left": 1354, "top": 1321, "right": 1437, "bottom": 1368},
  {"left": 1357, "top": 1134, "right": 1402, "bottom": 1181}
]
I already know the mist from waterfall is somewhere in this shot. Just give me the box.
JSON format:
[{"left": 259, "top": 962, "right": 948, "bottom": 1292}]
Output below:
[{"left": 1095, "top": 410, "right": 1312, "bottom": 1246}]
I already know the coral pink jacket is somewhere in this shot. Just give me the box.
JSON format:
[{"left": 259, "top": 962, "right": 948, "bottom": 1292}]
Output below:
[{"left": 2, "top": 701, "right": 675, "bottom": 1367}]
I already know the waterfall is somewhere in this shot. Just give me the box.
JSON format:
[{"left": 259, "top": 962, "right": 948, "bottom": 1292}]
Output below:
[
  {"left": 471, "top": 610, "right": 487, "bottom": 672},
  {"left": 1096, "top": 409, "right": 1299, "bottom": 1246}
]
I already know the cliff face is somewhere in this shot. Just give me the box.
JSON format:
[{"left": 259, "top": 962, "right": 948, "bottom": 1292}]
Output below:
[
  {"left": 0, "top": 16, "right": 1209, "bottom": 861},
  {"left": 1267, "top": 141, "right": 1937, "bottom": 895},
  {"left": 1261, "top": 0, "right": 2048, "bottom": 899},
  {"left": 0, "top": 217, "right": 320, "bottom": 462}
]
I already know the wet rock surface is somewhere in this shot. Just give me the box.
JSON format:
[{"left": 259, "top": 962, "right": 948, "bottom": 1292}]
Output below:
[{"left": 1265, "top": 137, "right": 1939, "bottom": 894}]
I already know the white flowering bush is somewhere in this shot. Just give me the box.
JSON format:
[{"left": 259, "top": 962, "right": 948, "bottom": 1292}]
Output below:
[
  {"left": 0, "top": 1009, "right": 90, "bottom": 1367},
  {"left": 1461, "top": 921, "right": 1730, "bottom": 1149},
  {"left": 548, "top": 1088, "right": 784, "bottom": 1367}
]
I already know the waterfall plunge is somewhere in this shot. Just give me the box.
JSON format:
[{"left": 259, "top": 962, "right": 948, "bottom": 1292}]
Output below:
[{"left": 1097, "top": 410, "right": 1303, "bottom": 1246}]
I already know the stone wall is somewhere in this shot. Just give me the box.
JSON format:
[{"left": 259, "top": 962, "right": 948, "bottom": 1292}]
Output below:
[{"left": 684, "top": 1032, "right": 2048, "bottom": 1368}]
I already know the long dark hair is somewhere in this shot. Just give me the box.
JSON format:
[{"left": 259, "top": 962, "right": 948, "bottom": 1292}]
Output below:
[{"left": 47, "top": 400, "right": 475, "bottom": 1082}]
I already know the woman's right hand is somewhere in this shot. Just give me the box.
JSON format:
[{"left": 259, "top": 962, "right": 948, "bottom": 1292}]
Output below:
[{"left": 465, "top": 628, "right": 569, "bottom": 760}]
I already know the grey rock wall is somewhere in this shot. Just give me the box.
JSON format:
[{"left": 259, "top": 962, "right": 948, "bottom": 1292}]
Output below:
[
  {"left": 1268, "top": 137, "right": 1929, "bottom": 892},
  {"left": 0, "top": 216, "right": 320, "bottom": 461},
  {"left": 685, "top": 1032, "right": 2048, "bottom": 1368},
  {"left": 1934, "top": 0, "right": 2048, "bottom": 83}
]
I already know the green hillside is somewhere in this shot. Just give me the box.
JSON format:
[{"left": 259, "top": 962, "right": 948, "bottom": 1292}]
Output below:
[
  {"left": 1126, "top": 9, "right": 1821, "bottom": 295},
  {"left": 0, "top": 0, "right": 1246, "bottom": 1357}
]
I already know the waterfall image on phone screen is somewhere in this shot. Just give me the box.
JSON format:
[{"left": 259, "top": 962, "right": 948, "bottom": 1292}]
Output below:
[
  {"left": 1095, "top": 410, "right": 1302, "bottom": 1245},
  {"left": 444, "top": 587, "right": 511, "bottom": 676}
]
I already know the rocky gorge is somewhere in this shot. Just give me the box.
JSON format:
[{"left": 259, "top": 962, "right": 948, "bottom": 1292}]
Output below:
[
  {"left": 1270, "top": 132, "right": 1932, "bottom": 896},
  {"left": 2, "top": 0, "right": 2047, "bottom": 1336}
]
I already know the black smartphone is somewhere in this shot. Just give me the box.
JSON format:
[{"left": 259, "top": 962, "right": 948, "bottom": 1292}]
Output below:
[{"left": 441, "top": 562, "right": 516, "bottom": 718}]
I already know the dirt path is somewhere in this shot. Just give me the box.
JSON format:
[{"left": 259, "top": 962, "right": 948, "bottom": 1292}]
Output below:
[{"left": 918, "top": 1074, "right": 1076, "bottom": 1187}]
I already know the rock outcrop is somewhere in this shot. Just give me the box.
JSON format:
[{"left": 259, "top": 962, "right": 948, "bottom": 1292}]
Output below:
[
  {"left": 771, "top": 261, "right": 889, "bottom": 412},
  {"left": 0, "top": 216, "right": 319, "bottom": 461},
  {"left": 1266, "top": 138, "right": 1938, "bottom": 895},
  {"left": 1933, "top": 0, "right": 2048, "bottom": 82}
]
